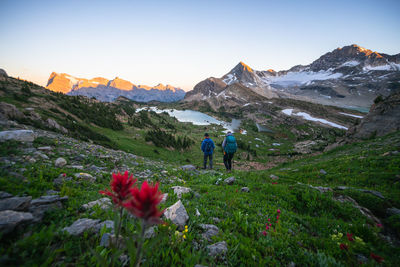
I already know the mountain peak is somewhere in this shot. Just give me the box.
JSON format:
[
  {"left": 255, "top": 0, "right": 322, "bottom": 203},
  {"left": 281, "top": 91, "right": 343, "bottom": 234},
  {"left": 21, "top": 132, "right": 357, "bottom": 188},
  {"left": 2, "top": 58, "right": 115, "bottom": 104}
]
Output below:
[
  {"left": 309, "top": 44, "right": 388, "bottom": 71},
  {"left": 236, "top": 61, "right": 253, "bottom": 73},
  {"left": 108, "top": 77, "right": 135, "bottom": 91}
]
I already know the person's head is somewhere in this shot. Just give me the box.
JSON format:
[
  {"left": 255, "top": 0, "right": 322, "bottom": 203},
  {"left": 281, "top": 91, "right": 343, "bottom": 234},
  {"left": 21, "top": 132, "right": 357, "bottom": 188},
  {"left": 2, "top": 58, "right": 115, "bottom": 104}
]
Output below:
[
  {"left": 204, "top": 133, "right": 209, "bottom": 138},
  {"left": 227, "top": 131, "right": 232, "bottom": 136}
]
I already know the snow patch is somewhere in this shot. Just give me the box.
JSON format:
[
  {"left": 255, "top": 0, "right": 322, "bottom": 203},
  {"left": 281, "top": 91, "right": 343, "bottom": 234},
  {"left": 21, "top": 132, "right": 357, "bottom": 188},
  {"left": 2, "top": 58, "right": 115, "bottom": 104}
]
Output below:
[
  {"left": 339, "top": 112, "right": 363, "bottom": 119},
  {"left": 223, "top": 74, "right": 237, "bottom": 85},
  {"left": 363, "top": 63, "right": 400, "bottom": 71},
  {"left": 282, "top": 109, "right": 293, "bottom": 116},
  {"left": 282, "top": 109, "right": 348, "bottom": 130},
  {"left": 340, "top": 60, "right": 360, "bottom": 67},
  {"left": 264, "top": 69, "right": 343, "bottom": 86}
]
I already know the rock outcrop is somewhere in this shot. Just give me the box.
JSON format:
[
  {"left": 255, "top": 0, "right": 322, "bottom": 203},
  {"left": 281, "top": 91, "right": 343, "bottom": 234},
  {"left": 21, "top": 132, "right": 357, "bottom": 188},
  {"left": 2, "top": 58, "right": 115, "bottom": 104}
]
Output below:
[
  {"left": 0, "top": 130, "right": 35, "bottom": 142},
  {"left": 0, "top": 192, "right": 68, "bottom": 235},
  {"left": 347, "top": 92, "right": 400, "bottom": 139}
]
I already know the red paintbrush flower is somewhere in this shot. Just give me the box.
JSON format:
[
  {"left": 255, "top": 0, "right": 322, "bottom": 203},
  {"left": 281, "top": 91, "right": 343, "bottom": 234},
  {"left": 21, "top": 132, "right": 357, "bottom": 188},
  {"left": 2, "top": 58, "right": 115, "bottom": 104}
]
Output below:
[
  {"left": 346, "top": 233, "right": 354, "bottom": 242},
  {"left": 339, "top": 243, "right": 348, "bottom": 250},
  {"left": 370, "top": 252, "right": 384, "bottom": 263},
  {"left": 100, "top": 171, "right": 137, "bottom": 206},
  {"left": 262, "top": 230, "right": 267, "bottom": 236},
  {"left": 124, "top": 181, "right": 164, "bottom": 224}
]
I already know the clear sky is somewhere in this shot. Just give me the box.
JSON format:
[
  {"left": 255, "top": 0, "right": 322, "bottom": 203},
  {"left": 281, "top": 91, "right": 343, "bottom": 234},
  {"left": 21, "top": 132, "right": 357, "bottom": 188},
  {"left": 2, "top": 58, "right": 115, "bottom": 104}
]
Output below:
[{"left": 1, "top": 0, "right": 399, "bottom": 91}]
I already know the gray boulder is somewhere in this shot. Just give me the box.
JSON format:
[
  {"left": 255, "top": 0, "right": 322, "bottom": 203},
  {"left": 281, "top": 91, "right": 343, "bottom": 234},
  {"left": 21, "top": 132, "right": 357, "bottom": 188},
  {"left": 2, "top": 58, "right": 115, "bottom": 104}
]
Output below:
[
  {"left": 180, "top": 165, "right": 196, "bottom": 171},
  {"left": 0, "top": 102, "right": 23, "bottom": 120},
  {"left": 29, "top": 202, "right": 63, "bottom": 222},
  {"left": 55, "top": 157, "right": 67, "bottom": 168},
  {"left": 199, "top": 224, "right": 219, "bottom": 242},
  {"left": 0, "top": 130, "right": 35, "bottom": 142},
  {"left": 0, "top": 196, "right": 32, "bottom": 212},
  {"left": 171, "top": 186, "right": 191, "bottom": 199},
  {"left": 82, "top": 198, "right": 112, "bottom": 210},
  {"left": 387, "top": 208, "right": 400, "bottom": 216},
  {"left": 63, "top": 218, "right": 100, "bottom": 236},
  {"left": 241, "top": 187, "right": 250, "bottom": 193},
  {"left": 144, "top": 226, "right": 157, "bottom": 239},
  {"left": 0, "top": 210, "right": 33, "bottom": 234},
  {"left": 100, "top": 233, "right": 112, "bottom": 247},
  {"left": 164, "top": 200, "right": 189, "bottom": 230},
  {"left": 94, "top": 220, "right": 115, "bottom": 234},
  {"left": 224, "top": 177, "right": 235, "bottom": 185},
  {"left": 46, "top": 118, "right": 68, "bottom": 134},
  {"left": 30, "top": 195, "right": 68, "bottom": 206},
  {"left": 0, "top": 191, "right": 13, "bottom": 199},
  {"left": 207, "top": 241, "right": 228, "bottom": 257},
  {"left": 29, "top": 195, "right": 68, "bottom": 222},
  {"left": 34, "top": 151, "right": 49, "bottom": 160},
  {"left": 74, "top": 173, "right": 96, "bottom": 182}
]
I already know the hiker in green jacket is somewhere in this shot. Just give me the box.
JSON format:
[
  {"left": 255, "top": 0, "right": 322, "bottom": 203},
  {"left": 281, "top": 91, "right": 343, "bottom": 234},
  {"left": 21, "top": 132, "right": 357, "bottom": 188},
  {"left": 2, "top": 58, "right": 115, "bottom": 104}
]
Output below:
[{"left": 222, "top": 131, "right": 237, "bottom": 172}]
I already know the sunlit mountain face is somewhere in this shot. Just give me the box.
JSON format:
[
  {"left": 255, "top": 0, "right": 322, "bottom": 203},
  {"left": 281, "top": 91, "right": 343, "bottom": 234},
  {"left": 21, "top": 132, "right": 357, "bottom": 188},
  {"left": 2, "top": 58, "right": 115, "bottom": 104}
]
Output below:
[{"left": 45, "top": 73, "right": 186, "bottom": 102}]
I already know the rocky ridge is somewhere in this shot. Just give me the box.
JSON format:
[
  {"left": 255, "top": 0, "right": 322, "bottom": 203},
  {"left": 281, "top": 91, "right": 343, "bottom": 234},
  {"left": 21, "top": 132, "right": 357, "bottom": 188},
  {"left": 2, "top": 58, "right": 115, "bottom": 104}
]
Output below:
[{"left": 46, "top": 73, "right": 186, "bottom": 102}]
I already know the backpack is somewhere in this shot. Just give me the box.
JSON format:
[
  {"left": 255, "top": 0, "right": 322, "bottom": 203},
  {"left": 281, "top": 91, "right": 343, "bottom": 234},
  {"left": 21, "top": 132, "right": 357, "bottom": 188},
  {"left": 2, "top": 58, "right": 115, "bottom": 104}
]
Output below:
[
  {"left": 224, "top": 135, "right": 237, "bottom": 154},
  {"left": 204, "top": 139, "right": 213, "bottom": 153}
]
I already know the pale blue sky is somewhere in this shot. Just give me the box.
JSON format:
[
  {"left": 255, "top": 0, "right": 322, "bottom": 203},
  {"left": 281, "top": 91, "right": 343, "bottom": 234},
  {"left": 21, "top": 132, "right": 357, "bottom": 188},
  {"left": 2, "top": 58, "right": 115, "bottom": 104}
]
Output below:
[{"left": 1, "top": 0, "right": 399, "bottom": 91}]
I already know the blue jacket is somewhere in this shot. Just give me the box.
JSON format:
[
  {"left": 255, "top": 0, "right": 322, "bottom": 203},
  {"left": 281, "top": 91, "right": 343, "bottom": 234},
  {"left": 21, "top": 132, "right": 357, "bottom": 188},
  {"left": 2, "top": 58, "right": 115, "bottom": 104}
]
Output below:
[{"left": 201, "top": 137, "right": 215, "bottom": 155}]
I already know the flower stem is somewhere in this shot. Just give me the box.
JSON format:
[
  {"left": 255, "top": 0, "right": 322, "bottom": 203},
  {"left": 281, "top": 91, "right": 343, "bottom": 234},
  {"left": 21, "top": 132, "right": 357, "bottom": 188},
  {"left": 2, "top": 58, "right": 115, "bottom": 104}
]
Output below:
[
  {"left": 134, "top": 220, "right": 147, "bottom": 267},
  {"left": 115, "top": 207, "right": 123, "bottom": 248}
]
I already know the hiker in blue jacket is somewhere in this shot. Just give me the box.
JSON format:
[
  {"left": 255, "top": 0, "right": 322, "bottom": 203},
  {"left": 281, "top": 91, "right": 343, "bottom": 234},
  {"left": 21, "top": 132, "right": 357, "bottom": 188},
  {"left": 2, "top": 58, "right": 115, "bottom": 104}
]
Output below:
[
  {"left": 222, "top": 131, "right": 237, "bottom": 172},
  {"left": 201, "top": 133, "right": 215, "bottom": 169}
]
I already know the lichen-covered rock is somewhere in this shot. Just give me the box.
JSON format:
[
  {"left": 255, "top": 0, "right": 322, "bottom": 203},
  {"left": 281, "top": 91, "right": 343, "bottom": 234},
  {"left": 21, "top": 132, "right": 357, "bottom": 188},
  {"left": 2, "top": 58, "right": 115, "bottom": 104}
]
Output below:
[
  {"left": 224, "top": 177, "right": 235, "bottom": 185},
  {"left": 207, "top": 241, "right": 228, "bottom": 257},
  {"left": 0, "top": 102, "right": 23, "bottom": 120},
  {"left": 63, "top": 218, "right": 100, "bottom": 236},
  {"left": 55, "top": 157, "right": 67, "bottom": 168},
  {"left": 0, "top": 210, "right": 33, "bottom": 234},
  {"left": 82, "top": 198, "right": 111, "bottom": 210},
  {"left": 199, "top": 224, "right": 219, "bottom": 242},
  {"left": 180, "top": 165, "right": 196, "bottom": 171},
  {"left": 94, "top": 220, "right": 114, "bottom": 234},
  {"left": 241, "top": 187, "right": 250, "bottom": 193},
  {"left": 164, "top": 200, "right": 189, "bottom": 230},
  {"left": 0, "top": 196, "right": 32, "bottom": 212},
  {"left": 171, "top": 186, "right": 191, "bottom": 199},
  {"left": 0, "top": 130, "right": 35, "bottom": 142},
  {"left": 74, "top": 173, "right": 96, "bottom": 182}
]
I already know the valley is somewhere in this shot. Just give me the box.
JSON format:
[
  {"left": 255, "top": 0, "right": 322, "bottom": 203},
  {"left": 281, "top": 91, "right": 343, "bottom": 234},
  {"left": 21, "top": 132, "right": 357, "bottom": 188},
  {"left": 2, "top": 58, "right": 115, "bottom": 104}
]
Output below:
[{"left": 1, "top": 68, "right": 400, "bottom": 266}]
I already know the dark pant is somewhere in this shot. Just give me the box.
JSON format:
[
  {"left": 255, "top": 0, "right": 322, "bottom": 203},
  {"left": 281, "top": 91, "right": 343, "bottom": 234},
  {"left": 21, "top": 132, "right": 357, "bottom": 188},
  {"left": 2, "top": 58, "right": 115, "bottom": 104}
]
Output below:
[
  {"left": 203, "top": 154, "right": 213, "bottom": 169},
  {"left": 223, "top": 153, "right": 234, "bottom": 170}
]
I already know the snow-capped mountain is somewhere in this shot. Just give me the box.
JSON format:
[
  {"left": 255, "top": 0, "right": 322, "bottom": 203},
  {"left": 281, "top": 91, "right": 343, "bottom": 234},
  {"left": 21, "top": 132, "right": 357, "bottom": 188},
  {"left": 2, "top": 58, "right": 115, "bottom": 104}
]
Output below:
[
  {"left": 46, "top": 73, "right": 186, "bottom": 102},
  {"left": 185, "top": 44, "right": 400, "bottom": 109}
]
